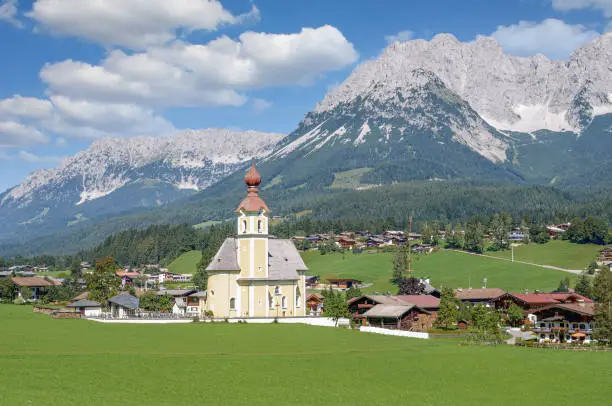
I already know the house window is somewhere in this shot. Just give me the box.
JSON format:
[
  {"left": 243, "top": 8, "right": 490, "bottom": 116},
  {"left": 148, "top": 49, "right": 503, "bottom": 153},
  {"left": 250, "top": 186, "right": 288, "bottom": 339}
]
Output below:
[
  {"left": 296, "top": 287, "right": 301, "bottom": 308},
  {"left": 242, "top": 220, "right": 248, "bottom": 233},
  {"left": 579, "top": 324, "right": 586, "bottom": 330},
  {"left": 258, "top": 220, "right": 263, "bottom": 233},
  {"left": 230, "top": 298, "right": 236, "bottom": 310},
  {"left": 281, "top": 296, "right": 287, "bottom": 309},
  {"left": 268, "top": 292, "right": 274, "bottom": 309}
]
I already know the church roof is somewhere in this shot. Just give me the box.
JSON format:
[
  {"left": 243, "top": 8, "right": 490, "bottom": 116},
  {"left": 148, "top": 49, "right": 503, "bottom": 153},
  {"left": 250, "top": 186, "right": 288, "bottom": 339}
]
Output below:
[
  {"left": 206, "top": 238, "right": 240, "bottom": 271},
  {"left": 235, "top": 193, "right": 271, "bottom": 213},
  {"left": 267, "top": 239, "right": 308, "bottom": 280},
  {"left": 205, "top": 238, "right": 308, "bottom": 280}
]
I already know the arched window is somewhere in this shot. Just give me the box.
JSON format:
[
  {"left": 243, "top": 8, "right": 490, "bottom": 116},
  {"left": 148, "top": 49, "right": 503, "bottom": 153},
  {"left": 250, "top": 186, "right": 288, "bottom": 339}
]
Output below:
[
  {"left": 229, "top": 298, "right": 236, "bottom": 310},
  {"left": 258, "top": 219, "right": 263, "bottom": 233},
  {"left": 242, "top": 220, "right": 247, "bottom": 233},
  {"left": 295, "top": 287, "right": 301, "bottom": 308},
  {"left": 281, "top": 296, "right": 287, "bottom": 309},
  {"left": 268, "top": 292, "right": 274, "bottom": 309}
]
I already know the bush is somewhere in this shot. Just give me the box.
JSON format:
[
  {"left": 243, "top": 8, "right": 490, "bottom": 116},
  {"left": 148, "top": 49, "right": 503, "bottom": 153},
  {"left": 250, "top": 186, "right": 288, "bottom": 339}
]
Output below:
[{"left": 13, "top": 296, "right": 26, "bottom": 305}]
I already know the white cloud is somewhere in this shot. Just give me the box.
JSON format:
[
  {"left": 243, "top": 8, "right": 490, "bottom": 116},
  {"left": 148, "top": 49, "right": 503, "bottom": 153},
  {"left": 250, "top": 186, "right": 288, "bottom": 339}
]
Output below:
[
  {"left": 606, "top": 20, "right": 612, "bottom": 31},
  {"left": 27, "top": 0, "right": 259, "bottom": 49},
  {"left": 0, "top": 120, "right": 49, "bottom": 147},
  {"left": 552, "top": 0, "right": 612, "bottom": 17},
  {"left": 40, "top": 25, "right": 358, "bottom": 107},
  {"left": 0, "top": 95, "right": 54, "bottom": 119},
  {"left": 251, "top": 98, "right": 272, "bottom": 113},
  {"left": 18, "top": 150, "right": 66, "bottom": 164},
  {"left": 384, "top": 30, "right": 414, "bottom": 44},
  {"left": 491, "top": 18, "right": 600, "bottom": 59},
  {"left": 0, "top": 0, "right": 22, "bottom": 27}
]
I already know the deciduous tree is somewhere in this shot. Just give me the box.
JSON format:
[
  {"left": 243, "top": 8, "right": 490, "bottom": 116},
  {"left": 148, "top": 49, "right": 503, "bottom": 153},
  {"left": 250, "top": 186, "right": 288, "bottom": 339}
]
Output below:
[
  {"left": 435, "top": 287, "right": 459, "bottom": 329},
  {"left": 86, "top": 257, "right": 121, "bottom": 305},
  {"left": 397, "top": 277, "right": 425, "bottom": 295}
]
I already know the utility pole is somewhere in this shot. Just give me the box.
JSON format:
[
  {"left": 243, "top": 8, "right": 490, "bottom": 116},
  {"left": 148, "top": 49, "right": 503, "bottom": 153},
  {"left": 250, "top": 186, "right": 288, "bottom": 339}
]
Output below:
[{"left": 408, "top": 216, "right": 413, "bottom": 275}]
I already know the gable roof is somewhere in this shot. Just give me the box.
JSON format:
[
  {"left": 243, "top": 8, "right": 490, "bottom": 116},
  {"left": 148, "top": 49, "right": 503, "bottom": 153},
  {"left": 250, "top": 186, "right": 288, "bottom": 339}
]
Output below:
[
  {"left": 72, "top": 291, "right": 91, "bottom": 301},
  {"left": 108, "top": 293, "right": 139, "bottom": 309},
  {"left": 455, "top": 288, "right": 506, "bottom": 301},
  {"left": 363, "top": 304, "right": 429, "bottom": 318},
  {"left": 157, "top": 289, "right": 196, "bottom": 297},
  {"left": 532, "top": 302, "right": 596, "bottom": 317},
  {"left": 67, "top": 299, "right": 101, "bottom": 308},
  {"left": 395, "top": 295, "right": 440, "bottom": 309},
  {"left": 497, "top": 292, "right": 593, "bottom": 305},
  {"left": 206, "top": 238, "right": 240, "bottom": 271},
  {"left": 11, "top": 276, "right": 54, "bottom": 287}
]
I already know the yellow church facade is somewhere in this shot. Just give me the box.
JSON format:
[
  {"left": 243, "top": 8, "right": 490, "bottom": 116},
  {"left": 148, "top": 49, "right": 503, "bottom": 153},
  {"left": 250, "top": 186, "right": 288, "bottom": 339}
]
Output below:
[{"left": 205, "top": 161, "right": 308, "bottom": 318}]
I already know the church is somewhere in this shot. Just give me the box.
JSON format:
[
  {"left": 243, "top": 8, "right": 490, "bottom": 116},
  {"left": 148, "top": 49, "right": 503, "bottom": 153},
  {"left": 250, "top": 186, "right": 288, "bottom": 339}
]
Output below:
[{"left": 205, "top": 161, "right": 308, "bottom": 318}]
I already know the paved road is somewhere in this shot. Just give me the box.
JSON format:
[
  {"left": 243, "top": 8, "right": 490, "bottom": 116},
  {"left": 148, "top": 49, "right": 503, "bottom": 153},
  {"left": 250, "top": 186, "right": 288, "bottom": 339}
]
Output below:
[{"left": 444, "top": 249, "right": 584, "bottom": 275}]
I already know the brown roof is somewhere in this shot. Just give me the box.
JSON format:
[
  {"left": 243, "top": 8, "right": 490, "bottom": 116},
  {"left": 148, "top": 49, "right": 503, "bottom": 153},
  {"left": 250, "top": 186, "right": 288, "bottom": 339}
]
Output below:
[
  {"left": 73, "top": 291, "right": 91, "bottom": 301},
  {"left": 455, "top": 288, "right": 506, "bottom": 300},
  {"left": 395, "top": 295, "right": 440, "bottom": 309},
  {"left": 532, "top": 302, "right": 596, "bottom": 317},
  {"left": 235, "top": 191, "right": 271, "bottom": 213},
  {"left": 11, "top": 276, "right": 54, "bottom": 287}
]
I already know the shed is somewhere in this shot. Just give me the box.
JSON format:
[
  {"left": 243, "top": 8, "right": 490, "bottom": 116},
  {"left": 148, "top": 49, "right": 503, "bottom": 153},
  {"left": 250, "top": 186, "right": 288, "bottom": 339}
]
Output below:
[
  {"left": 363, "top": 304, "right": 430, "bottom": 330},
  {"left": 67, "top": 299, "right": 102, "bottom": 317}
]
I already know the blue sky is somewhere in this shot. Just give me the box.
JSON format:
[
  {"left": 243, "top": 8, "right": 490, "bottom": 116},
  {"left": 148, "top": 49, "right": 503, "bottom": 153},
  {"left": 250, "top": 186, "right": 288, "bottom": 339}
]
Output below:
[{"left": 0, "top": 0, "right": 611, "bottom": 191}]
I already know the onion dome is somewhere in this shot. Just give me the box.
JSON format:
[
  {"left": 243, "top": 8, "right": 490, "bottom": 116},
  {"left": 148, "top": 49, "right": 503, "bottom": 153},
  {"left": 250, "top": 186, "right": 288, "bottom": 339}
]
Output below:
[{"left": 245, "top": 159, "right": 262, "bottom": 188}]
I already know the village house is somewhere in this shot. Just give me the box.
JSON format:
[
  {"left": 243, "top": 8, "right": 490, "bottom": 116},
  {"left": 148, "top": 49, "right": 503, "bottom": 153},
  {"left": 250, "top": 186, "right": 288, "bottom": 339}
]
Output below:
[
  {"left": 455, "top": 288, "right": 506, "bottom": 305},
  {"left": 11, "top": 276, "right": 54, "bottom": 300},
  {"left": 186, "top": 291, "right": 207, "bottom": 316},
  {"left": 108, "top": 293, "right": 139, "bottom": 318},
  {"left": 157, "top": 289, "right": 197, "bottom": 315},
  {"left": 360, "top": 303, "right": 432, "bottom": 331},
  {"left": 599, "top": 247, "right": 612, "bottom": 265},
  {"left": 508, "top": 229, "right": 527, "bottom": 242},
  {"left": 115, "top": 270, "right": 141, "bottom": 287},
  {"left": 348, "top": 294, "right": 439, "bottom": 326},
  {"left": 324, "top": 278, "right": 362, "bottom": 290},
  {"left": 305, "top": 275, "right": 319, "bottom": 288},
  {"left": 546, "top": 223, "right": 570, "bottom": 238},
  {"left": 493, "top": 291, "right": 593, "bottom": 313},
  {"left": 205, "top": 161, "right": 308, "bottom": 318},
  {"left": 336, "top": 236, "right": 357, "bottom": 249},
  {"left": 67, "top": 299, "right": 102, "bottom": 317},
  {"left": 530, "top": 303, "right": 596, "bottom": 344},
  {"left": 306, "top": 293, "right": 324, "bottom": 315}
]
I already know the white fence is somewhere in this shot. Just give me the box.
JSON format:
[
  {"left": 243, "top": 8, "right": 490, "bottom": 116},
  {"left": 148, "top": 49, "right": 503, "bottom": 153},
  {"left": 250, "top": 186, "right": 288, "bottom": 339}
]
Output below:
[
  {"left": 87, "top": 316, "right": 351, "bottom": 326},
  {"left": 360, "top": 326, "right": 429, "bottom": 339}
]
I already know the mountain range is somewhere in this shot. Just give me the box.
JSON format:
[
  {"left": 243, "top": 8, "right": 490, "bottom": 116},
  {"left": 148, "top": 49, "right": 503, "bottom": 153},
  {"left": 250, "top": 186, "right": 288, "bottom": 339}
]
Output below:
[{"left": 1, "top": 33, "right": 611, "bottom": 255}]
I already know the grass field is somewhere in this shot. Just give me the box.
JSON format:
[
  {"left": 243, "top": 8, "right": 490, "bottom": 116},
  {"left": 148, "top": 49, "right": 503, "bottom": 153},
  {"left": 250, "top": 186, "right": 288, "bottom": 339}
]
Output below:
[
  {"left": 0, "top": 305, "right": 610, "bottom": 406},
  {"left": 487, "top": 240, "right": 605, "bottom": 269},
  {"left": 330, "top": 167, "right": 372, "bottom": 189},
  {"left": 302, "top": 249, "right": 576, "bottom": 293},
  {"left": 167, "top": 250, "right": 202, "bottom": 275}
]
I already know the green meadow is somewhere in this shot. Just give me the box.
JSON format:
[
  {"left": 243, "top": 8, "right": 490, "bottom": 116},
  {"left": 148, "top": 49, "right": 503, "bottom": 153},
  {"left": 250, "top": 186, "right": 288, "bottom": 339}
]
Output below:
[
  {"left": 0, "top": 305, "right": 610, "bottom": 406},
  {"left": 487, "top": 240, "right": 605, "bottom": 270},
  {"left": 302, "top": 249, "right": 577, "bottom": 293},
  {"left": 167, "top": 250, "right": 202, "bottom": 275}
]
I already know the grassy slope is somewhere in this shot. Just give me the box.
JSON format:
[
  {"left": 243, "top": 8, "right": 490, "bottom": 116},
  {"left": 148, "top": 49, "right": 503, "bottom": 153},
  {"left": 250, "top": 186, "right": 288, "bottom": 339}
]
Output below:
[
  {"left": 167, "top": 250, "right": 202, "bottom": 275},
  {"left": 302, "top": 250, "right": 576, "bottom": 293},
  {"left": 330, "top": 167, "right": 372, "bottom": 189},
  {"left": 487, "top": 240, "right": 605, "bottom": 270},
  {"left": 0, "top": 305, "right": 610, "bottom": 406}
]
